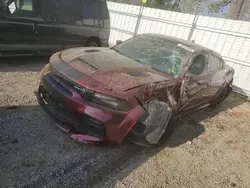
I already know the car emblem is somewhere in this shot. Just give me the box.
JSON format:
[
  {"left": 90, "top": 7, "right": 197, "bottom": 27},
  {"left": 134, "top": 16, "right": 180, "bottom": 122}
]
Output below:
[{"left": 74, "top": 85, "right": 86, "bottom": 93}]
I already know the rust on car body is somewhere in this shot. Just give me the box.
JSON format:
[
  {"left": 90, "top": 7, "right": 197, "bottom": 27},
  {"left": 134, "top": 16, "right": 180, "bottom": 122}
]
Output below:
[{"left": 36, "top": 33, "right": 235, "bottom": 147}]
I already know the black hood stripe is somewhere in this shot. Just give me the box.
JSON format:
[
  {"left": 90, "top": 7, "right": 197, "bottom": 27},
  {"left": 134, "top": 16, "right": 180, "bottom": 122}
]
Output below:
[{"left": 52, "top": 62, "right": 84, "bottom": 81}]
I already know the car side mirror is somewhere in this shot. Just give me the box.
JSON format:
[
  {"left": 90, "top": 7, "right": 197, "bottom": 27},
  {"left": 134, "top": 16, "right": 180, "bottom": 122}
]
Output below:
[{"left": 116, "top": 40, "right": 122, "bottom": 45}]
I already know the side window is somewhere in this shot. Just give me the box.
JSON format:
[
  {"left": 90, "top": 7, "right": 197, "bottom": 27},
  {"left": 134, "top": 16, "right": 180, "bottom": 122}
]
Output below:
[
  {"left": 41, "top": 0, "right": 77, "bottom": 24},
  {"left": 4, "top": 0, "right": 34, "bottom": 17},
  {"left": 15, "top": 0, "right": 33, "bottom": 11},
  {"left": 189, "top": 54, "right": 208, "bottom": 76},
  {"left": 208, "top": 54, "right": 224, "bottom": 72}
]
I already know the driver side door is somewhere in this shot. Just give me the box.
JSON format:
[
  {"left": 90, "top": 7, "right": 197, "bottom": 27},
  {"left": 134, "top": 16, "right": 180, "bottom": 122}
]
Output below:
[{"left": 179, "top": 53, "right": 214, "bottom": 112}]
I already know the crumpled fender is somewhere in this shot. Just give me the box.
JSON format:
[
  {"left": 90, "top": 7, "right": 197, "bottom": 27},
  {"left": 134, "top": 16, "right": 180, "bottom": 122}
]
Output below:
[
  {"left": 142, "top": 100, "right": 172, "bottom": 144},
  {"left": 130, "top": 100, "right": 172, "bottom": 145}
]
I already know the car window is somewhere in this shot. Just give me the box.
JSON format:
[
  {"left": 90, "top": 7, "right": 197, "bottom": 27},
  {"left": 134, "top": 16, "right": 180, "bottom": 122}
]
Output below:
[
  {"left": 41, "top": 0, "right": 77, "bottom": 24},
  {"left": 112, "top": 35, "right": 192, "bottom": 78},
  {"left": 4, "top": 0, "right": 34, "bottom": 17},
  {"left": 40, "top": 0, "right": 109, "bottom": 26},
  {"left": 208, "top": 54, "right": 224, "bottom": 72},
  {"left": 15, "top": 0, "right": 33, "bottom": 11},
  {"left": 189, "top": 54, "right": 208, "bottom": 76}
]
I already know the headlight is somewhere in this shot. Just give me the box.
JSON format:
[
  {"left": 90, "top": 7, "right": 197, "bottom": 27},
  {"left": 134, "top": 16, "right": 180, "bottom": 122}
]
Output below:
[
  {"left": 74, "top": 85, "right": 94, "bottom": 100},
  {"left": 90, "top": 92, "right": 130, "bottom": 111}
]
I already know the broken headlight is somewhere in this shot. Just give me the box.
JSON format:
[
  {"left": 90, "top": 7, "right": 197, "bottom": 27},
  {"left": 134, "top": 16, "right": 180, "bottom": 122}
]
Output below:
[
  {"left": 74, "top": 85, "right": 94, "bottom": 100},
  {"left": 90, "top": 93, "right": 130, "bottom": 111}
]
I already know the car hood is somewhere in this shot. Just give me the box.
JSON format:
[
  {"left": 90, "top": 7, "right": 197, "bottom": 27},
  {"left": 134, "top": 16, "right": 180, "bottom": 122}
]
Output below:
[{"left": 51, "top": 47, "right": 172, "bottom": 92}]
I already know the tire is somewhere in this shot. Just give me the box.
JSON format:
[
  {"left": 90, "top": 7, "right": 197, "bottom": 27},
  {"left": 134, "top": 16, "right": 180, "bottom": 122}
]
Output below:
[
  {"left": 85, "top": 38, "right": 100, "bottom": 47},
  {"left": 85, "top": 41, "right": 98, "bottom": 47},
  {"left": 210, "top": 84, "right": 232, "bottom": 108}
]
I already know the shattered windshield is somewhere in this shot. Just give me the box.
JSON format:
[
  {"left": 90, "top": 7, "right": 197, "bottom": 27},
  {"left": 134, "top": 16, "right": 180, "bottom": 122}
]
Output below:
[{"left": 113, "top": 35, "right": 191, "bottom": 78}]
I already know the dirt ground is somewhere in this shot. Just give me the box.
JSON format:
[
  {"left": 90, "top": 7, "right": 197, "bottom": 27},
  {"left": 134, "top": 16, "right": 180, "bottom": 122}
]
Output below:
[{"left": 0, "top": 57, "right": 250, "bottom": 188}]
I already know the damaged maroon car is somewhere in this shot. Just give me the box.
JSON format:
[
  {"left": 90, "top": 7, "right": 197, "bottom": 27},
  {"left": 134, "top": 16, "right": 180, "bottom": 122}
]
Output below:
[{"left": 36, "top": 34, "right": 234, "bottom": 147}]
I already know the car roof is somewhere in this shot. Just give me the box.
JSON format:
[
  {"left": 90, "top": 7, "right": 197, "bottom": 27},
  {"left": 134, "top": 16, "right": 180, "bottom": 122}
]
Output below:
[{"left": 141, "top": 33, "right": 218, "bottom": 55}]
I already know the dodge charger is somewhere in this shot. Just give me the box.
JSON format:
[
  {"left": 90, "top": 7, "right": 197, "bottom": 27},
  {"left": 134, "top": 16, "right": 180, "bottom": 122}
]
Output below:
[{"left": 36, "top": 34, "right": 234, "bottom": 147}]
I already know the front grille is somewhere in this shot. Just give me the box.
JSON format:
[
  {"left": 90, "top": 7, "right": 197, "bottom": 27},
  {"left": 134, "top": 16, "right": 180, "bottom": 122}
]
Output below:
[
  {"left": 39, "top": 86, "right": 104, "bottom": 138},
  {"left": 51, "top": 74, "right": 94, "bottom": 100},
  {"left": 43, "top": 75, "right": 72, "bottom": 97},
  {"left": 39, "top": 86, "right": 81, "bottom": 124},
  {"left": 51, "top": 74, "right": 75, "bottom": 88}
]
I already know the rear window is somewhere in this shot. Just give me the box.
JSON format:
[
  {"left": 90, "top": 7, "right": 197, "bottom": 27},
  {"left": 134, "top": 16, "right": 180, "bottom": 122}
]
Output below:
[{"left": 208, "top": 54, "right": 224, "bottom": 72}]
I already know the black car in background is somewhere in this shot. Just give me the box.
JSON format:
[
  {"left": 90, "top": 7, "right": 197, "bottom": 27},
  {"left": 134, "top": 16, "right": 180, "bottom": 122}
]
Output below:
[{"left": 0, "top": 0, "right": 110, "bottom": 56}]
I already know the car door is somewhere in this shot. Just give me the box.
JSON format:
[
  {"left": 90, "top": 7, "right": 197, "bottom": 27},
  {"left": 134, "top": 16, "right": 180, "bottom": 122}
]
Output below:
[
  {"left": 0, "top": 0, "right": 37, "bottom": 53},
  {"left": 179, "top": 53, "right": 215, "bottom": 112},
  {"left": 206, "top": 53, "right": 227, "bottom": 95}
]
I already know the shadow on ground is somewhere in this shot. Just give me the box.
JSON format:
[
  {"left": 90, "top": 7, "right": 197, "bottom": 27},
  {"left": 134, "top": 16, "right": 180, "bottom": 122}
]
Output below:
[
  {"left": 93, "top": 92, "right": 248, "bottom": 188},
  {"left": 0, "top": 92, "right": 247, "bottom": 188},
  {"left": 0, "top": 56, "right": 248, "bottom": 187}
]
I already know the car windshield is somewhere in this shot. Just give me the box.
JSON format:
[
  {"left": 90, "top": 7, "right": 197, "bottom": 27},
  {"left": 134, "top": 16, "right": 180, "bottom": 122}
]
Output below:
[{"left": 112, "top": 35, "right": 192, "bottom": 78}]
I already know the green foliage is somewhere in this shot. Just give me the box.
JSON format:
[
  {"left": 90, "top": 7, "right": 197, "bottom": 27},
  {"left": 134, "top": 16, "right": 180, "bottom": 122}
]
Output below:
[{"left": 208, "top": 0, "right": 232, "bottom": 13}]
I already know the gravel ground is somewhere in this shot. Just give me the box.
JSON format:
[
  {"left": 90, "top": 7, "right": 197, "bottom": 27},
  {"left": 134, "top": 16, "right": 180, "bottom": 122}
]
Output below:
[{"left": 0, "top": 57, "right": 250, "bottom": 188}]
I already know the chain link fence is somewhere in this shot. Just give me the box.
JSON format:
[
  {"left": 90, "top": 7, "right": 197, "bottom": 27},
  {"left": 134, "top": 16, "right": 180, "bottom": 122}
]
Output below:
[{"left": 107, "top": 0, "right": 250, "bottom": 96}]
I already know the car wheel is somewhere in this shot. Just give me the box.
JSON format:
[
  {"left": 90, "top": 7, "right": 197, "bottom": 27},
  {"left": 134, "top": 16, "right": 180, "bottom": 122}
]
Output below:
[
  {"left": 210, "top": 84, "right": 232, "bottom": 108},
  {"left": 85, "top": 39, "right": 99, "bottom": 47}
]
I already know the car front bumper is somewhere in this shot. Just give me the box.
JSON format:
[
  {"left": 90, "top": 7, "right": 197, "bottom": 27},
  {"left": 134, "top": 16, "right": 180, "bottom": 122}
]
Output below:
[{"left": 36, "top": 75, "right": 145, "bottom": 145}]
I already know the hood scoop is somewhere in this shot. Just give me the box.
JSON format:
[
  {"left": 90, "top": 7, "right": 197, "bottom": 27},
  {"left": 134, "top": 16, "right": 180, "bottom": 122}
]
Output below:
[{"left": 84, "top": 49, "right": 100, "bottom": 53}]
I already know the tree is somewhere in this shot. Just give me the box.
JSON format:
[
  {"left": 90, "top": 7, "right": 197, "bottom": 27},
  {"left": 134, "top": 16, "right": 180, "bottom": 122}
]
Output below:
[
  {"left": 179, "top": 0, "right": 200, "bottom": 14},
  {"left": 146, "top": 0, "right": 182, "bottom": 11},
  {"left": 208, "top": 0, "right": 232, "bottom": 13},
  {"left": 228, "top": 0, "right": 244, "bottom": 19},
  {"left": 238, "top": 0, "right": 250, "bottom": 21},
  {"left": 205, "top": 0, "right": 248, "bottom": 20}
]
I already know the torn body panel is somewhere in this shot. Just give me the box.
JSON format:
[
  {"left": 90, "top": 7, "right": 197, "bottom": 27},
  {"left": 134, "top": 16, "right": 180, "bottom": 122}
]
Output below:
[
  {"left": 129, "top": 100, "right": 172, "bottom": 146},
  {"left": 128, "top": 83, "right": 178, "bottom": 146}
]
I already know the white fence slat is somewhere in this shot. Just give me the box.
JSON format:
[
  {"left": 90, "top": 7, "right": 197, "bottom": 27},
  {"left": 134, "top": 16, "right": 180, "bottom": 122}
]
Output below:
[
  {"left": 232, "top": 64, "right": 243, "bottom": 85},
  {"left": 230, "top": 20, "right": 243, "bottom": 32},
  {"left": 238, "top": 39, "right": 250, "bottom": 62},
  {"left": 228, "top": 37, "right": 245, "bottom": 59},
  {"left": 239, "top": 21, "right": 250, "bottom": 34},
  {"left": 235, "top": 67, "right": 250, "bottom": 89}
]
